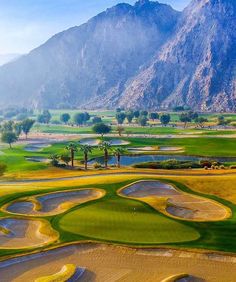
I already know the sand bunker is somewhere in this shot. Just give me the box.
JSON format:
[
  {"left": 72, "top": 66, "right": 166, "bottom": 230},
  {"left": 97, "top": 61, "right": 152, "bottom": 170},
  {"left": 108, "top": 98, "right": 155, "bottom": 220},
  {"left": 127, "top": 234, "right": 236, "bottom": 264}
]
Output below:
[
  {"left": 24, "top": 143, "right": 51, "bottom": 152},
  {"left": 110, "top": 139, "right": 130, "bottom": 146},
  {"left": 0, "top": 243, "right": 236, "bottom": 282},
  {"left": 128, "top": 146, "right": 184, "bottom": 153},
  {"left": 4, "top": 189, "right": 105, "bottom": 216},
  {"left": 35, "top": 264, "right": 85, "bottom": 282},
  {"left": 119, "top": 181, "right": 230, "bottom": 222},
  {"left": 0, "top": 218, "right": 58, "bottom": 249},
  {"left": 79, "top": 139, "right": 101, "bottom": 146}
]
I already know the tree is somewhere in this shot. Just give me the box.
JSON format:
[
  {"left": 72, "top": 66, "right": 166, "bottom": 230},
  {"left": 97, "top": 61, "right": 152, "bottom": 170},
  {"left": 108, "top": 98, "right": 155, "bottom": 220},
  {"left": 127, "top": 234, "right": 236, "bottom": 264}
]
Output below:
[
  {"left": 80, "top": 144, "right": 93, "bottom": 170},
  {"left": 179, "top": 113, "right": 191, "bottom": 128},
  {"left": 160, "top": 114, "right": 171, "bottom": 126},
  {"left": 65, "top": 143, "right": 78, "bottom": 167},
  {"left": 2, "top": 121, "right": 14, "bottom": 132},
  {"left": 217, "top": 115, "right": 230, "bottom": 126},
  {"left": 73, "top": 113, "right": 85, "bottom": 126},
  {"left": 149, "top": 112, "right": 159, "bottom": 121},
  {"left": 133, "top": 110, "right": 140, "bottom": 119},
  {"left": 13, "top": 123, "right": 22, "bottom": 136},
  {"left": 60, "top": 113, "right": 71, "bottom": 124},
  {"left": 92, "top": 116, "right": 102, "bottom": 124},
  {"left": 113, "top": 147, "right": 125, "bottom": 168},
  {"left": 21, "top": 119, "right": 35, "bottom": 139},
  {"left": 92, "top": 123, "right": 111, "bottom": 137},
  {"left": 1, "top": 131, "right": 18, "bottom": 148},
  {"left": 125, "top": 111, "right": 134, "bottom": 124},
  {"left": 116, "top": 112, "right": 126, "bottom": 125},
  {"left": 138, "top": 116, "right": 148, "bottom": 126},
  {"left": 140, "top": 110, "right": 148, "bottom": 117},
  {"left": 179, "top": 111, "right": 198, "bottom": 127},
  {"left": 60, "top": 154, "right": 71, "bottom": 166},
  {"left": 37, "top": 110, "right": 51, "bottom": 124},
  {"left": 99, "top": 141, "right": 111, "bottom": 169},
  {"left": 173, "top": 106, "right": 185, "bottom": 112},
  {"left": 116, "top": 126, "right": 125, "bottom": 137},
  {"left": 195, "top": 117, "right": 208, "bottom": 128},
  {"left": 83, "top": 112, "right": 90, "bottom": 123}
]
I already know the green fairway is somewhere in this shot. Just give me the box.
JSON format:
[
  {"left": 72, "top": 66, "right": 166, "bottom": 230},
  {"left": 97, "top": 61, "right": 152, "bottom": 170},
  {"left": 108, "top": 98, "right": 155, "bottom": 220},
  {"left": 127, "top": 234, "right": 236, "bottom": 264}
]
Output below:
[{"left": 59, "top": 198, "right": 200, "bottom": 244}]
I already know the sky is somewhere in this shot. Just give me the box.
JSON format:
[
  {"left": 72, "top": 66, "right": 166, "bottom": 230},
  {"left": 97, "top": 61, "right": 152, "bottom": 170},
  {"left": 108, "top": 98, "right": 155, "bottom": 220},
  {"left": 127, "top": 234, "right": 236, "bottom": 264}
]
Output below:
[{"left": 0, "top": 0, "right": 190, "bottom": 54}]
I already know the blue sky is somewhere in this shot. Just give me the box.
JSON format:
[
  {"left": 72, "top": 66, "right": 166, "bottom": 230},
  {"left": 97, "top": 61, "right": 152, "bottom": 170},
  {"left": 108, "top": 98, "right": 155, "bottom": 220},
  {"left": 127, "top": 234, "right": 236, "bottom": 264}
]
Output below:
[{"left": 0, "top": 0, "right": 190, "bottom": 54}]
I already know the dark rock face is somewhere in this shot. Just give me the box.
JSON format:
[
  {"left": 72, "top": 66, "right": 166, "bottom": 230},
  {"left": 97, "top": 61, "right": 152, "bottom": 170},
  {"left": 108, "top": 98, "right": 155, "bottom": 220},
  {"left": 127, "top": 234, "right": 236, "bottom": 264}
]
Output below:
[
  {"left": 0, "top": 0, "right": 179, "bottom": 109},
  {"left": 0, "top": 0, "right": 235, "bottom": 111},
  {"left": 121, "top": 0, "right": 236, "bottom": 111}
]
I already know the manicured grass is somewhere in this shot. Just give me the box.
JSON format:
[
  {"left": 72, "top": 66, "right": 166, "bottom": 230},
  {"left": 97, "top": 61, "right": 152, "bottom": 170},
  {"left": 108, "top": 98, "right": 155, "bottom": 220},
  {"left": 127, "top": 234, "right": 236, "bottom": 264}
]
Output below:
[
  {"left": 1, "top": 135, "right": 236, "bottom": 174},
  {"left": 59, "top": 198, "right": 199, "bottom": 244},
  {"left": 1, "top": 174, "right": 236, "bottom": 256},
  {"left": 122, "top": 137, "right": 236, "bottom": 157},
  {"left": 0, "top": 146, "right": 46, "bottom": 173}
]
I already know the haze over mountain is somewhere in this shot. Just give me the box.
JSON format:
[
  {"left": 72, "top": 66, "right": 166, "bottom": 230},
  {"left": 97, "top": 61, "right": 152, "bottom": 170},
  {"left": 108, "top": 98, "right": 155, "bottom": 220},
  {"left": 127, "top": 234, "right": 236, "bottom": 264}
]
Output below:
[
  {"left": 0, "top": 54, "right": 21, "bottom": 66},
  {"left": 0, "top": 0, "right": 235, "bottom": 111}
]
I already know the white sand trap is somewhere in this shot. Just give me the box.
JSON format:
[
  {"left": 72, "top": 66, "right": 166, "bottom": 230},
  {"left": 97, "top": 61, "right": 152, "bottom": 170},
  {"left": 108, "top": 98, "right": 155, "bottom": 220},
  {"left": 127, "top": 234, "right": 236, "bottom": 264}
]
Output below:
[
  {"left": 110, "top": 139, "right": 130, "bottom": 146},
  {"left": 5, "top": 189, "right": 105, "bottom": 216},
  {"left": 0, "top": 218, "right": 58, "bottom": 249},
  {"left": 120, "top": 180, "right": 230, "bottom": 222},
  {"left": 80, "top": 139, "right": 101, "bottom": 146},
  {"left": 129, "top": 146, "right": 184, "bottom": 153},
  {"left": 159, "top": 146, "right": 183, "bottom": 152},
  {"left": 24, "top": 143, "right": 51, "bottom": 152},
  {"left": 0, "top": 243, "right": 236, "bottom": 282}
]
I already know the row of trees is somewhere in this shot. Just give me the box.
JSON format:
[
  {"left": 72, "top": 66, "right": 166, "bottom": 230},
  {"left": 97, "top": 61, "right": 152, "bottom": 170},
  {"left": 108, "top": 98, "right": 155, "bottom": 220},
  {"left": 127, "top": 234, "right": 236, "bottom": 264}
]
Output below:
[
  {"left": 115, "top": 110, "right": 171, "bottom": 126},
  {"left": 179, "top": 111, "right": 208, "bottom": 128},
  {"left": 51, "top": 141, "right": 125, "bottom": 170},
  {"left": 38, "top": 110, "right": 103, "bottom": 127},
  {"left": 0, "top": 119, "right": 35, "bottom": 148}
]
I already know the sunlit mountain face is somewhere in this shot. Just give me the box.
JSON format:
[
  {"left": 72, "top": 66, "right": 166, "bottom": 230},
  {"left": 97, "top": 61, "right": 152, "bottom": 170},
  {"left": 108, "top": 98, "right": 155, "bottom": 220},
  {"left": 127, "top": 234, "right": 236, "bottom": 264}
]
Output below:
[{"left": 0, "top": 0, "right": 235, "bottom": 111}]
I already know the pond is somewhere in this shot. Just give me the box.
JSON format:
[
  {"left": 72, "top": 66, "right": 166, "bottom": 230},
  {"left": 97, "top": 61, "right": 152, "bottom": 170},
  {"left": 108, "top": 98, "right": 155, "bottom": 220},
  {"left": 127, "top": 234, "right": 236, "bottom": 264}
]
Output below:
[{"left": 88, "top": 154, "right": 236, "bottom": 166}]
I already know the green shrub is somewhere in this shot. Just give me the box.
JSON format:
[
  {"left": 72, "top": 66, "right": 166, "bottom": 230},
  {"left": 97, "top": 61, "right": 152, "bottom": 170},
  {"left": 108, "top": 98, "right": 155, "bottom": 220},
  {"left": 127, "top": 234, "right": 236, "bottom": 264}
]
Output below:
[{"left": 133, "top": 160, "right": 201, "bottom": 170}]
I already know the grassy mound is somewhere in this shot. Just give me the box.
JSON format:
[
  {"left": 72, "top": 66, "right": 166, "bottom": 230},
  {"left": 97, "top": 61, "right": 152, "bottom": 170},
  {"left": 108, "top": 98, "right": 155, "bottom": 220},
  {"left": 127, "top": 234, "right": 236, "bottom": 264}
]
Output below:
[{"left": 59, "top": 198, "right": 199, "bottom": 244}]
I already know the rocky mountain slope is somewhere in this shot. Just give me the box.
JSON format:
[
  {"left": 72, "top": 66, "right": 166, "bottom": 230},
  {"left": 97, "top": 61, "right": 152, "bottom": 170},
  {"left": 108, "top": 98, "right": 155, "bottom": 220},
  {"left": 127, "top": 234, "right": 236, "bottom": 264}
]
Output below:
[
  {"left": 120, "top": 0, "right": 236, "bottom": 111},
  {"left": 0, "top": 0, "right": 179, "bottom": 109},
  {"left": 0, "top": 0, "right": 235, "bottom": 111}
]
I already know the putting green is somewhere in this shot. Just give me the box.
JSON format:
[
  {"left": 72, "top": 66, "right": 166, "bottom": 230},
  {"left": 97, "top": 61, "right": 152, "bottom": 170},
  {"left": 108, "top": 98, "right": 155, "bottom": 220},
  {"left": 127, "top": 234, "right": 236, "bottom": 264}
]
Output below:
[{"left": 59, "top": 198, "right": 200, "bottom": 244}]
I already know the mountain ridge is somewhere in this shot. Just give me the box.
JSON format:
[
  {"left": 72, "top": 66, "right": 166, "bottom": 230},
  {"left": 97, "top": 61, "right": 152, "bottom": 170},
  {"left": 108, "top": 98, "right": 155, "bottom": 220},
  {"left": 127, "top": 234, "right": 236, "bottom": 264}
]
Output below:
[{"left": 0, "top": 0, "right": 235, "bottom": 112}]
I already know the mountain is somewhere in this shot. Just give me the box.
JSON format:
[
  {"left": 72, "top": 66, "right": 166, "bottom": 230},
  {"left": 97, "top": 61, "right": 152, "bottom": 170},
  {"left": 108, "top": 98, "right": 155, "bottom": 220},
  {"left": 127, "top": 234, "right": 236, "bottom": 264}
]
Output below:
[
  {"left": 0, "top": 54, "right": 21, "bottom": 66},
  {"left": 0, "top": 0, "right": 180, "bottom": 109},
  {"left": 120, "top": 0, "right": 236, "bottom": 111},
  {"left": 0, "top": 0, "right": 235, "bottom": 111}
]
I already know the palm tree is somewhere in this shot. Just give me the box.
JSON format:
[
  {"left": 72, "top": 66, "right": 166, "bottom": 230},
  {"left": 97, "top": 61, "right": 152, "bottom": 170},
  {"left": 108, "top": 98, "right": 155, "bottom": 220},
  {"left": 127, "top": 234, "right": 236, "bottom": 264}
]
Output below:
[
  {"left": 65, "top": 142, "right": 78, "bottom": 168},
  {"left": 79, "top": 144, "right": 93, "bottom": 170},
  {"left": 113, "top": 147, "right": 125, "bottom": 168},
  {"left": 99, "top": 141, "right": 111, "bottom": 169}
]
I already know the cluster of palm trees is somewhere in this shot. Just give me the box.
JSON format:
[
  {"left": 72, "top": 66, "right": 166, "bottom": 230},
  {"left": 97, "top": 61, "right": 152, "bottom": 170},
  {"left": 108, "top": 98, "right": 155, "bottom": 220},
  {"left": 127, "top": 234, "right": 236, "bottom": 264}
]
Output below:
[{"left": 57, "top": 140, "right": 126, "bottom": 170}]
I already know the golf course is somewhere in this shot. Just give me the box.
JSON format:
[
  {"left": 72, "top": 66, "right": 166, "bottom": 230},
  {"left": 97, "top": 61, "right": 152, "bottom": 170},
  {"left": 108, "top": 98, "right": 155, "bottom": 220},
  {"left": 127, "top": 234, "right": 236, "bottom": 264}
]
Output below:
[{"left": 0, "top": 109, "right": 236, "bottom": 281}]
